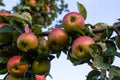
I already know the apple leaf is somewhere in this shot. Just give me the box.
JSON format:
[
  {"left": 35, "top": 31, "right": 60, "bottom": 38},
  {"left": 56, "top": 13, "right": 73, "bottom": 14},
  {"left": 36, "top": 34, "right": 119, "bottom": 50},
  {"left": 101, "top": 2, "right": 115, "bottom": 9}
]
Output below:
[
  {"left": 86, "top": 70, "right": 101, "bottom": 80},
  {"left": 0, "top": 0, "right": 4, "bottom": 6},
  {"left": 77, "top": 2, "right": 87, "bottom": 20},
  {"left": 0, "top": 24, "right": 15, "bottom": 33},
  {"left": 109, "top": 66, "right": 120, "bottom": 80},
  {"left": 89, "top": 44, "right": 110, "bottom": 69}
]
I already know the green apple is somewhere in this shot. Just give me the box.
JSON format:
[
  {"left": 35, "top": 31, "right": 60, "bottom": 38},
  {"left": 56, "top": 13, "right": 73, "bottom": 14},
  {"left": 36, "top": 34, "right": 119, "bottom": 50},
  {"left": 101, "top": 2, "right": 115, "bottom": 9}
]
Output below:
[
  {"left": 35, "top": 75, "right": 46, "bottom": 80},
  {"left": 62, "top": 12, "right": 85, "bottom": 33},
  {"left": 5, "top": 74, "right": 23, "bottom": 80},
  {"left": 48, "top": 28, "right": 68, "bottom": 50},
  {"left": 37, "top": 38, "right": 50, "bottom": 57},
  {"left": 17, "top": 32, "right": 38, "bottom": 52},
  {"left": 7, "top": 56, "right": 29, "bottom": 77},
  {"left": 72, "top": 36, "right": 95, "bottom": 59},
  {"left": 32, "top": 59, "right": 50, "bottom": 75}
]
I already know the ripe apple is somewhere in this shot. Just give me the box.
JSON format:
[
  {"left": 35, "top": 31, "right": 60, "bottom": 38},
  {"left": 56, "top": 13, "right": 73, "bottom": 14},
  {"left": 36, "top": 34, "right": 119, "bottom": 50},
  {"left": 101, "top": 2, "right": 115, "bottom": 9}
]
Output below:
[
  {"left": 27, "top": 0, "right": 36, "bottom": 7},
  {"left": 7, "top": 56, "right": 29, "bottom": 77},
  {"left": 0, "top": 11, "right": 10, "bottom": 16},
  {"left": 62, "top": 12, "right": 85, "bottom": 32},
  {"left": 32, "top": 59, "right": 51, "bottom": 75},
  {"left": 72, "top": 36, "right": 95, "bottom": 59},
  {"left": 35, "top": 75, "right": 46, "bottom": 80},
  {"left": 5, "top": 74, "right": 23, "bottom": 80},
  {"left": 115, "top": 36, "right": 120, "bottom": 49},
  {"left": 48, "top": 28, "right": 68, "bottom": 50},
  {"left": 0, "top": 23, "right": 5, "bottom": 28},
  {"left": 17, "top": 31, "right": 38, "bottom": 52},
  {"left": 37, "top": 38, "right": 50, "bottom": 57},
  {"left": 40, "top": 5, "right": 51, "bottom": 14}
]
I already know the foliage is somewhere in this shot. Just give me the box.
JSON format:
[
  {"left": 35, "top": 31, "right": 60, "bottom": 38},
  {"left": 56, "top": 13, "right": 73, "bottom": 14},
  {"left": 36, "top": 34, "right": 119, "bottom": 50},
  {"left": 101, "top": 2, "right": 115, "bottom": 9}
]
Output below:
[{"left": 0, "top": 0, "right": 120, "bottom": 80}]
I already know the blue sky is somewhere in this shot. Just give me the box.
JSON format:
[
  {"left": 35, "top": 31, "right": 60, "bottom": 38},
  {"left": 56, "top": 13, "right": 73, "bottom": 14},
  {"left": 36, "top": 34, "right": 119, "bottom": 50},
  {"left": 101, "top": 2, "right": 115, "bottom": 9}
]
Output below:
[{"left": 0, "top": 0, "right": 120, "bottom": 80}]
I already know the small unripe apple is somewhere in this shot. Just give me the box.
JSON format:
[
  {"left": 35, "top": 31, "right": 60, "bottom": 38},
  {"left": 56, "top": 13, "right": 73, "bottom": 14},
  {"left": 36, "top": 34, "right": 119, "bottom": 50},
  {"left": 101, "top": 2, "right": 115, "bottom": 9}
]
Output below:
[
  {"left": 5, "top": 74, "right": 23, "bottom": 80},
  {"left": 35, "top": 75, "right": 46, "bottom": 80},
  {"left": 62, "top": 12, "right": 85, "bottom": 32},
  {"left": 17, "top": 31, "right": 38, "bottom": 52},
  {"left": 48, "top": 28, "right": 68, "bottom": 50},
  {"left": 32, "top": 59, "right": 51, "bottom": 75},
  {"left": 7, "top": 56, "right": 29, "bottom": 77},
  {"left": 37, "top": 38, "right": 50, "bottom": 57},
  {"left": 72, "top": 36, "right": 95, "bottom": 59}
]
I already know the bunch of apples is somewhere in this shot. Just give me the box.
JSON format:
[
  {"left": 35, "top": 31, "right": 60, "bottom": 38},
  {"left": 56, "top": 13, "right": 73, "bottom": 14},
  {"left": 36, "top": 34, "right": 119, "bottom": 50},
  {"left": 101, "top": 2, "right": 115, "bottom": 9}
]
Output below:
[{"left": 0, "top": 11, "right": 96, "bottom": 80}]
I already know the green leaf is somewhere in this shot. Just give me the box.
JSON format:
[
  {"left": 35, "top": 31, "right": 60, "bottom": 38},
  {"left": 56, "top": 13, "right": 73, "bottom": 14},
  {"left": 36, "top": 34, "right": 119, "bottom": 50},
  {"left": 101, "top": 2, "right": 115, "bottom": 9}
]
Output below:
[
  {"left": 89, "top": 44, "right": 110, "bottom": 69},
  {"left": 77, "top": 2, "right": 87, "bottom": 20},
  {"left": 87, "top": 70, "right": 101, "bottom": 80},
  {"left": 109, "top": 66, "right": 120, "bottom": 80},
  {"left": 0, "top": 24, "right": 15, "bottom": 33}
]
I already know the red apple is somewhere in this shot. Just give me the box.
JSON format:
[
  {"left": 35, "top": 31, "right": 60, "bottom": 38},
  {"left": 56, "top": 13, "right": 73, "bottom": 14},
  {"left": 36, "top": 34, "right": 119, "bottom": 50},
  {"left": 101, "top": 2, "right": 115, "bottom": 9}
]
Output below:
[
  {"left": 40, "top": 5, "right": 51, "bottom": 14},
  {"left": 7, "top": 56, "right": 29, "bottom": 77},
  {"left": 0, "top": 11, "right": 10, "bottom": 16},
  {"left": 0, "top": 23, "right": 5, "bottom": 28},
  {"left": 72, "top": 36, "right": 95, "bottom": 59},
  {"left": 5, "top": 74, "right": 23, "bottom": 80},
  {"left": 32, "top": 59, "right": 50, "bottom": 75},
  {"left": 62, "top": 12, "right": 85, "bottom": 32},
  {"left": 35, "top": 75, "right": 46, "bottom": 80},
  {"left": 17, "top": 31, "right": 38, "bottom": 52},
  {"left": 27, "top": 0, "right": 36, "bottom": 7},
  {"left": 48, "top": 28, "right": 68, "bottom": 50}
]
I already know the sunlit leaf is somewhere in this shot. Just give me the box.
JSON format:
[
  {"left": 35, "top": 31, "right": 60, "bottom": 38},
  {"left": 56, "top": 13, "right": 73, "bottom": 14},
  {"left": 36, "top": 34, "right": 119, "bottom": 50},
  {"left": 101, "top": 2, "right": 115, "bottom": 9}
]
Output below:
[
  {"left": 109, "top": 66, "right": 120, "bottom": 80},
  {"left": 77, "top": 2, "right": 87, "bottom": 20}
]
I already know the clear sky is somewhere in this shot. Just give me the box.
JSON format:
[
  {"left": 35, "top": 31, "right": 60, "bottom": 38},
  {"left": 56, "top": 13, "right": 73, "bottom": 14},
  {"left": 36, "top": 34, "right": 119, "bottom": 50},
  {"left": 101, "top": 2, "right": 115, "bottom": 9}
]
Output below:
[{"left": 0, "top": 0, "right": 120, "bottom": 80}]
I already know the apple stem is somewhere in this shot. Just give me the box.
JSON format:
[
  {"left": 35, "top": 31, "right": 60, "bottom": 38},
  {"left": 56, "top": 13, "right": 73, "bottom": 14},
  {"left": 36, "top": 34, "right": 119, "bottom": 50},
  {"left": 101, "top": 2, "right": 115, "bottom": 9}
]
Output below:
[{"left": 24, "top": 26, "right": 32, "bottom": 33}]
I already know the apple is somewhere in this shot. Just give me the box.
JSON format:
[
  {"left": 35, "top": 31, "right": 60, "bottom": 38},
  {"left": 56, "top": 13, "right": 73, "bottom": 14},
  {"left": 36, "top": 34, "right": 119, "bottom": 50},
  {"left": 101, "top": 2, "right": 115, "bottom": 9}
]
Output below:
[
  {"left": 17, "top": 29, "right": 38, "bottom": 52},
  {"left": 37, "top": 38, "right": 50, "bottom": 57},
  {"left": 7, "top": 55, "right": 29, "bottom": 77},
  {"left": 72, "top": 36, "right": 95, "bottom": 59},
  {"left": 0, "top": 11, "right": 10, "bottom": 16},
  {"left": 115, "top": 36, "right": 120, "bottom": 49},
  {"left": 40, "top": 5, "right": 51, "bottom": 14},
  {"left": 35, "top": 75, "right": 46, "bottom": 80},
  {"left": 48, "top": 28, "right": 68, "bottom": 50},
  {"left": 27, "top": 0, "right": 36, "bottom": 7},
  {"left": 32, "top": 59, "right": 51, "bottom": 75},
  {"left": 5, "top": 74, "right": 23, "bottom": 80},
  {"left": 62, "top": 12, "right": 85, "bottom": 32},
  {"left": 0, "top": 23, "right": 5, "bottom": 28}
]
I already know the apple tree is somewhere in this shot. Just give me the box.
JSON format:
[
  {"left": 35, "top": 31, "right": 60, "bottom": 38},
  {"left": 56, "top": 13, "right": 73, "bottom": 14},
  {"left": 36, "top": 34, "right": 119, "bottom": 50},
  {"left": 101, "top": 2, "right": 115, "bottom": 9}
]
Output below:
[{"left": 0, "top": 0, "right": 120, "bottom": 80}]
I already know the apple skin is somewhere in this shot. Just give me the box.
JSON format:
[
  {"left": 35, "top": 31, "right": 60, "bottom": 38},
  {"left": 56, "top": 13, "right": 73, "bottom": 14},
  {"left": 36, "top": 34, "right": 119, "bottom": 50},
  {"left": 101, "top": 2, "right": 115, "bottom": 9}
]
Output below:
[
  {"left": 0, "top": 11, "right": 10, "bottom": 16},
  {"left": 35, "top": 75, "right": 46, "bottom": 80},
  {"left": 32, "top": 59, "right": 50, "bottom": 75},
  {"left": 115, "top": 36, "right": 120, "bottom": 49},
  {"left": 28, "top": 0, "right": 36, "bottom": 7},
  {"left": 17, "top": 32, "right": 38, "bottom": 51},
  {"left": 37, "top": 39, "right": 50, "bottom": 57},
  {"left": 5, "top": 74, "right": 23, "bottom": 80},
  {"left": 7, "top": 56, "right": 29, "bottom": 77},
  {"left": 62, "top": 12, "right": 85, "bottom": 32},
  {"left": 40, "top": 5, "right": 51, "bottom": 14},
  {"left": 72, "top": 36, "right": 95, "bottom": 59},
  {"left": 48, "top": 28, "right": 68, "bottom": 50}
]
